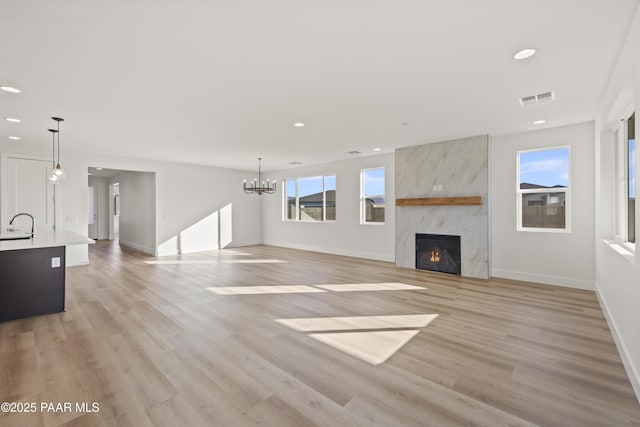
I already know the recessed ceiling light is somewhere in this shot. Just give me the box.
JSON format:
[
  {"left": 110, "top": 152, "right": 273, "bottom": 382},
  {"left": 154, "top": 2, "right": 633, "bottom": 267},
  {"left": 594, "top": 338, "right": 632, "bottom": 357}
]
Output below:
[
  {"left": 4, "top": 117, "right": 21, "bottom": 123},
  {"left": 513, "top": 48, "right": 536, "bottom": 60},
  {"left": 533, "top": 120, "right": 546, "bottom": 125},
  {"left": 96, "top": 167, "right": 103, "bottom": 170},
  {"left": 7, "top": 136, "right": 21, "bottom": 140},
  {"left": 293, "top": 122, "right": 305, "bottom": 127},
  {"left": 373, "top": 148, "right": 382, "bottom": 151},
  {"left": 88, "top": 173, "right": 92, "bottom": 176},
  {"left": 0, "top": 86, "right": 21, "bottom": 93}
]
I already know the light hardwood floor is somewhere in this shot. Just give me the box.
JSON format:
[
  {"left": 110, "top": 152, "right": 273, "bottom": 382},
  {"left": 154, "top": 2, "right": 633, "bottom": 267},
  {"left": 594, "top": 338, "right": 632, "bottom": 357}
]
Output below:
[{"left": 1, "top": 241, "right": 639, "bottom": 426}]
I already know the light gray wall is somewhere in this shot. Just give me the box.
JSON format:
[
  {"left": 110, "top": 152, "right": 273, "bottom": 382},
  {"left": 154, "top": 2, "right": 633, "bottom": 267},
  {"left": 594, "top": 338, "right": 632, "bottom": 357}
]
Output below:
[
  {"left": 262, "top": 153, "right": 395, "bottom": 262},
  {"left": 111, "top": 171, "right": 155, "bottom": 254},
  {"left": 395, "top": 135, "right": 489, "bottom": 278},
  {"left": 491, "top": 122, "right": 595, "bottom": 290},
  {"left": 594, "top": 4, "right": 640, "bottom": 402}
]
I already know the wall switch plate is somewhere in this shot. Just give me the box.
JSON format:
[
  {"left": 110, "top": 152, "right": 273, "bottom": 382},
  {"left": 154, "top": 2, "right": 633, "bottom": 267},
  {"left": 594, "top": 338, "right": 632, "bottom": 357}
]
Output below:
[
  {"left": 433, "top": 185, "right": 438, "bottom": 191},
  {"left": 51, "top": 257, "right": 61, "bottom": 268},
  {"left": 437, "top": 185, "right": 443, "bottom": 191}
]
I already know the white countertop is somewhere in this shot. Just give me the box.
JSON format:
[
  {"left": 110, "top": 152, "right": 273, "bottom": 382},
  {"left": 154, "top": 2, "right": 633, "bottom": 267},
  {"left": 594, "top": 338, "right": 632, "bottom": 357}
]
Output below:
[{"left": 0, "top": 231, "right": 94, "bottom": 252}]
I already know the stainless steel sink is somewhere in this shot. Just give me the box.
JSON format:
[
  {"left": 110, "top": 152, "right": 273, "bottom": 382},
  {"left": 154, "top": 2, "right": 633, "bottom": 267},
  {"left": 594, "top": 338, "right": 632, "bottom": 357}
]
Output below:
[{"left": 0, "top": 232, "right": 32, "bottom": 241}]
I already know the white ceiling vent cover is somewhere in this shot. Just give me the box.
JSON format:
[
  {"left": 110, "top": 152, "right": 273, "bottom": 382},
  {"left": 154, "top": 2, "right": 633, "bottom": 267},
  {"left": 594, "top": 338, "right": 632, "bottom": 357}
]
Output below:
[{"left": 519, "top": 91, "right": 556, "bottom": 106}]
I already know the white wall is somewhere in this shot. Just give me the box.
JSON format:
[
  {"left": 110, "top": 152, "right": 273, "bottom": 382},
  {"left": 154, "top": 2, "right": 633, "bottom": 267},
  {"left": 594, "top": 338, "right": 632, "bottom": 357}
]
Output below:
[
  {"left": 594, "top": 4, "right": 640, "bottom": 402},
  {"left": 0, "top": 141, "right": 263, "bottom": 265},
  {"left": 491, "top": 122, "right": 596, "bottom": 290},
  {"left": 262, "top": 153, "right": 395, "bottom": 262},
  {"left": 111, "top": 171, "right": 155, "bottom": 254}
]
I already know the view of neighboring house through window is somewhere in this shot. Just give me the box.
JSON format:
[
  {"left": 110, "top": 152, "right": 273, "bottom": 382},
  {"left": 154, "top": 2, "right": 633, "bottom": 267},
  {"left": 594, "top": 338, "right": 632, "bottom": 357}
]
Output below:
[
  {"left": 629, "top": 113, "right": 636, "bottom": 243},
  {"left": 517, "top": 147, "right": 570, "bottom": 231},
  {"left": 283, "top": 175, "right": 336, "bottom": 221},
  {"left": 285, "top": 179, "right": 296, "bottom": 220},
  {"left": 620, "top": 112, "right": 636, "bottom": 244},
  {"left": 298, "top": 176, "right": 324, "bottom": 221},
  {"left": 361, "top": 167, "right": 385, "bottom": 224},
  {"left": 325, "top": 175, "right": 336, "bottom": 221}
]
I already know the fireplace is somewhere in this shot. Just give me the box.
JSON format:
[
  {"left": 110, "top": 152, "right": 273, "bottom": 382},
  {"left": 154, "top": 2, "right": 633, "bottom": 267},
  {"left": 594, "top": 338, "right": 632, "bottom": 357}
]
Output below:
[{"left": 415, "top": 234, "right": 461, "bottom": 275}]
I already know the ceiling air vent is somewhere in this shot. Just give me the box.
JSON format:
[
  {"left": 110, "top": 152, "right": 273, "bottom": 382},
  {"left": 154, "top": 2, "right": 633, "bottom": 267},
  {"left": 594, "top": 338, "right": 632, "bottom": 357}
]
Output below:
[
  {"left": 347, "top": 150, "right": 362, "bottom": 155},
  {"left": 519, "top": 91, "right": 556, "bottom": 106}
]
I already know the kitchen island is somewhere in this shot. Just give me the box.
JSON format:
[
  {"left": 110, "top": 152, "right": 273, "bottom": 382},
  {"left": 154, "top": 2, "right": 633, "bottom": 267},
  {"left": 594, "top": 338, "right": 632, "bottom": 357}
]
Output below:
[{"left": 0, "top": 231, "right": 93, "bottom": 323}]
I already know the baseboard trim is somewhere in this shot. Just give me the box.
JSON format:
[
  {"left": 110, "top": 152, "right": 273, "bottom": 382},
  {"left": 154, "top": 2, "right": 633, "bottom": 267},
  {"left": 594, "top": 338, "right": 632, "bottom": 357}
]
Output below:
[
  {"left": 262, "top": 240, "right": 395, "bottom": 263},
  {"left": 596, "top": 287, "right": 640, "bottom": 405},
  {"left": 226, "top": 239, "right": 263, "bottom": 248},
  {"left": 119, "top": 239, "right": 155, "bottom": 255},
  {"left": 491, "top": 268, "right": 594, "bottom": 290}
]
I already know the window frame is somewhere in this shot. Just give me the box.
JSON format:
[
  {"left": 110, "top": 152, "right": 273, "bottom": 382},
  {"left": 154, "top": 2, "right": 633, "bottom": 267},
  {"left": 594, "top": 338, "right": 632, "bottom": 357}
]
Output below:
[
  {"left": 282, "top": 174, "right": 336, "bottom": 222},
  {"left": 360, "top": 167, "right": 386, "bottom": 225},
  {"left": 614, "top": 108, "right": 636, "bottom": 249},
  {"left": 516, "top": 145, "right": 571, "bottom": 233}
]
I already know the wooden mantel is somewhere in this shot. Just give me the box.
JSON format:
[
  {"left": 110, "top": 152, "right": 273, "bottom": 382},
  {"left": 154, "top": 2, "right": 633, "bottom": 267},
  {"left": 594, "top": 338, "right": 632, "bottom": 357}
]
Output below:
[{"left": 396, "top": 196, "right": 483, "bottom": 206}]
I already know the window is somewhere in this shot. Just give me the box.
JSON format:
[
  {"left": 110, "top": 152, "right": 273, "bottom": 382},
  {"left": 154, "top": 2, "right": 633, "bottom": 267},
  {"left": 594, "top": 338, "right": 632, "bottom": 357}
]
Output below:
[
  {"left": 629, "top": 113, "right": 636, "bottom": 243},
  {"left": 361, "top": 167, "right": 385, "bottom": 224},
  {"left": 283, "top": 175, "right": 336, "bottom": 222},
  {"left": 616, "top": 111, "right": 635, "bottom": 245},
  {"left": 517, "top": 147, "right": 570, "bottom": 231}
]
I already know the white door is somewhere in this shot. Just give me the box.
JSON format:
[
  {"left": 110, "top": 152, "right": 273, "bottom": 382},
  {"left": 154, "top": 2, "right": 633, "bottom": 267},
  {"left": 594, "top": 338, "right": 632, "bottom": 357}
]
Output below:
[
  {"left": 108, "top": 184, "right": 115, "bottom": 240},
  {"left": 88, "top": 185, "right": 98, "bottom": 239},
  {"left": 5, "top": 157, "right": 55, "bottom": 232}
]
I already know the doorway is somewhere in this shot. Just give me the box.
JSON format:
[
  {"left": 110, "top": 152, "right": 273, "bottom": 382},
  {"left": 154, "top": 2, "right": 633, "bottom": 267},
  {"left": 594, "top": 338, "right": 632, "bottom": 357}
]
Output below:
[
  {"left": 88, "top": 167, "right": 125, "bottom": 241},
  {"left": 88, "top": 167, "right": 156, "bottom": 254},
  {"left": 110, "top": 183, "right": 120, "bottom": 241}
]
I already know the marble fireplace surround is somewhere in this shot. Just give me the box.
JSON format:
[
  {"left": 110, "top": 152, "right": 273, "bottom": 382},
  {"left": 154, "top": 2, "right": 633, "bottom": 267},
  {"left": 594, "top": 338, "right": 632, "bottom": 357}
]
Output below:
[{"left": 395, "top": 135, "right": 489, "bottom": 279}]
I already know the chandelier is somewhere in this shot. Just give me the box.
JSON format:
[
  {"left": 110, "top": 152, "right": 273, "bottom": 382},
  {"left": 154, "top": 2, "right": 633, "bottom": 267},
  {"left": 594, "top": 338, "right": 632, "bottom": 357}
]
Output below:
[{"left": 243, "top": 158, "right": 276, "bottom": 195}]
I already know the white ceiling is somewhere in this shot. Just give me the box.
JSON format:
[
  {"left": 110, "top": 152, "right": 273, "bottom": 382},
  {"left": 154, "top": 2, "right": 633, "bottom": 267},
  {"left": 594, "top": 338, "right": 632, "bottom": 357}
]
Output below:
[{"left": 1, "top": 0, "right": 638, "bottom": 171}]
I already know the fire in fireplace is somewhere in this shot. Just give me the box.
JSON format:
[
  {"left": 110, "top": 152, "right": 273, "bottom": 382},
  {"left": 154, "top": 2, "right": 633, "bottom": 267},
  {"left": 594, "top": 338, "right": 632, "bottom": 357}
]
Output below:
[{"left": 415, "top": 234, "right": 461, "bottom": 275}]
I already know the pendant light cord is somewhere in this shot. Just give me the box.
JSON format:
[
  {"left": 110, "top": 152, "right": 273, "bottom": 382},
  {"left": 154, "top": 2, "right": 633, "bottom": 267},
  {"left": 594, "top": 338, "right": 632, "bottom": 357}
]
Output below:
[{"left": 56, "top": 119, "right": 60, "bottom": 165}]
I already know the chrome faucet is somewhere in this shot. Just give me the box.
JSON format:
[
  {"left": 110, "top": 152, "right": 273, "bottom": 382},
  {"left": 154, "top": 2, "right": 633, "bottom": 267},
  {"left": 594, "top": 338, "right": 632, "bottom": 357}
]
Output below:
[{"left": 9, "top": 213, "right": 35, "bottom": 237}]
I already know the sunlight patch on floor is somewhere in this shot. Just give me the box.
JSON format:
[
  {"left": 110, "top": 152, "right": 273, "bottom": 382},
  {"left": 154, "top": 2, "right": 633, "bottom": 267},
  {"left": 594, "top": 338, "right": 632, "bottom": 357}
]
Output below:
[
  {"left": 205, "top": 282, "right": 427, "bottom": 296},
  {"left": 222, "top": 259, "right": 287, "bottom": 264},
  {"left": 145, "top": 260, "right": 222, "bottom": 265},
  {"left": 275, "top": 314, "right": 438, "bottom": 332},
  {"left": 206, "top": 285, "right": 326, "bottom": 295},
  {"left": 309, "top": 330, "right": 421, "bottom": 365},
  {"left": 217, "top": 250, "right": 252, "bottom": 256},
  {"left": 276, "top": 314, "right": 438, "bottom": 365},
  {"left": 145, "top": 257, "right": 285, "bottom": 265},
  {"left": 315, "top": 283, "right": 424, "bottom": 292}
]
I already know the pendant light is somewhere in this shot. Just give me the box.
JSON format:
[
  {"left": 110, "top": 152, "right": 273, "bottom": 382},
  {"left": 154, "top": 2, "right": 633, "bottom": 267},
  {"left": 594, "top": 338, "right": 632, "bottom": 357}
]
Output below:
[
  {"left": 243, "top": 158, "right": 276, "bottom": 195},
  {"left": 51, "top": 117, "right": 65, "bottom": 179},
  {"left": 47, "top": 128, "right": 59, "bottom": 184}
]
